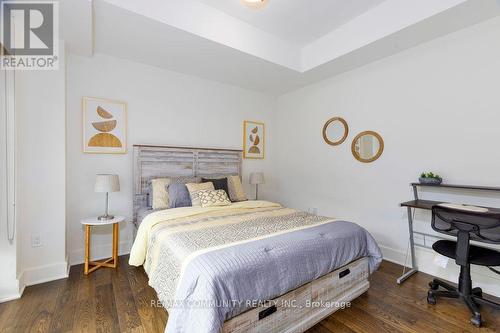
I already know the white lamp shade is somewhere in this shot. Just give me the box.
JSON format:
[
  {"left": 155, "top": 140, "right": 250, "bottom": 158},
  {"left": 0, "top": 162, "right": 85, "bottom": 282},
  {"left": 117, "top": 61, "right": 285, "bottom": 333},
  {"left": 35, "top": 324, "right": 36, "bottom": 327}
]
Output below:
[
  {"left": 249, "top": 172, "right": 265, "bottom": 185},
  {"left": 95, "top": 174, "right": 120, "bottom": 193}
]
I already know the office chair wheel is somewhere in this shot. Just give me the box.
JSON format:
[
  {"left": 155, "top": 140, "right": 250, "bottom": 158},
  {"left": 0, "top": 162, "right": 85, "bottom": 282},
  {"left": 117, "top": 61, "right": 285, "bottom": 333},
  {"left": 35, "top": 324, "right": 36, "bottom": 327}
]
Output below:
[
  {"left": 429, "top": 281, "right": 439, "bottom": 290},
  {"left": 427, "top": 292, "right": 437, "bottom": 305},
  {"left": 472, "top": 287, "right": 482, "bottom": 297},
  {"left": 470, "top": 314, "right": 482, "bottom": 327}
]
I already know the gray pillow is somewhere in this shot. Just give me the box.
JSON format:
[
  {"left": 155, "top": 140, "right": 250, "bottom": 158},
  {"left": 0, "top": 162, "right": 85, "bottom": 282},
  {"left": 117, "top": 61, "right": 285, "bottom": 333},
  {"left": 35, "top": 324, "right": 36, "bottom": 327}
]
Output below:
[
  {"left": 168, "top": 182, "right": 192, "bottom": 208},
  {"left": 147, "top": 176, "right": 199, "bottom": 208}
]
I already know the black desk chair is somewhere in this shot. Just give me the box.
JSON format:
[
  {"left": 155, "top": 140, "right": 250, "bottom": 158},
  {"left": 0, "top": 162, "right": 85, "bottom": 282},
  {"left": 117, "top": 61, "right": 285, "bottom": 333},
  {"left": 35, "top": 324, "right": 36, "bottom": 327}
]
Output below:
[{"left": 428, "top": 205, "right": 500, "bottom": 327}]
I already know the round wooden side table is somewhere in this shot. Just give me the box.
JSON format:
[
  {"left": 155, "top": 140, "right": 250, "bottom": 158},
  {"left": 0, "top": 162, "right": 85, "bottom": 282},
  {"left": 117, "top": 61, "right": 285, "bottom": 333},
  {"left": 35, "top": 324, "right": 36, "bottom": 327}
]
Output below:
[{"left": 80, "top": 216, "right": 125, "bottom": 275}]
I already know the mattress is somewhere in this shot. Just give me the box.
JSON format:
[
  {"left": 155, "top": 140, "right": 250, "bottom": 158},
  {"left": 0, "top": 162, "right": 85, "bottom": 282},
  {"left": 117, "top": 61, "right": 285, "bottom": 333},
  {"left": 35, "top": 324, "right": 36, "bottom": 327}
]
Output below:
[{"left": 129, "top": 200, "right": 382, "bottom": 333}]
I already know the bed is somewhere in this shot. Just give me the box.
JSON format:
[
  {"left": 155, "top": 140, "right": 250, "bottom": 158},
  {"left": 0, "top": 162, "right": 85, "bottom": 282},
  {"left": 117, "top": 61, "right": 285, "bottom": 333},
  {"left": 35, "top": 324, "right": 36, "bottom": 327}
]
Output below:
[{"left": 130, "top": 144, "right": 382, "bottom": 333}]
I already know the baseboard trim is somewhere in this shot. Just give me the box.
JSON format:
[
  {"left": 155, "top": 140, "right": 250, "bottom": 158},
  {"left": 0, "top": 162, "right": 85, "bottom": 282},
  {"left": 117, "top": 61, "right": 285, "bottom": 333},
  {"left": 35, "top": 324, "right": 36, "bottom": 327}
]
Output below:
[
  {"left": 21, "top": 260, "right": 69, "bottom": 287},
  {"left": 0, "top": 292, "right": 22, "bottom": 303},
  {"left": 0, "top": 276, "right": 24, "bottom": 303},
  {"left": 379, "top": 244, "right": 408, "bottom": 266},
  {"left": 69, "top": 240, "right": 132, "bottom": 266},
  {"left": 379, "top": 243, "right": 500, "bottom": 297}
]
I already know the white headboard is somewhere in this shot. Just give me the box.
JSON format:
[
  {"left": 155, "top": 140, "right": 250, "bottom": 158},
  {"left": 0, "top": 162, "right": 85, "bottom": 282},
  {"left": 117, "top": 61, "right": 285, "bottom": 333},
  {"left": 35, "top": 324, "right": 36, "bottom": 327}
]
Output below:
[{"left": 133, "top": 144, "right": 242, "bottom": 222}]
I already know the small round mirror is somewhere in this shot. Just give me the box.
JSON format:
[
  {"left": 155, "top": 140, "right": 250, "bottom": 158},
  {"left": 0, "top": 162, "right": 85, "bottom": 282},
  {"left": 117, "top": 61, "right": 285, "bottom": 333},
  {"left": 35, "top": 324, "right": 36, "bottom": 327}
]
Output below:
[
  {"left": 322, "top": 117, "right": 349, "bottom": 146},
  {"left": 352, "top": 131, "right": 384, "bottom": 163}
]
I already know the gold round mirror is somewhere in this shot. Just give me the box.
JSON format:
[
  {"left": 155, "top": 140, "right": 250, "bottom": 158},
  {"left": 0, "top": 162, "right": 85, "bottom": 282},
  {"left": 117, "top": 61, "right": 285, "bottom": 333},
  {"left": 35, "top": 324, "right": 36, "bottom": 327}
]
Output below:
[
  {"left": 322, "top": 117, "right": 349, "bottom": 146},
  {"left": 351, "top": 131, "right": 384, "bottom": 163}
]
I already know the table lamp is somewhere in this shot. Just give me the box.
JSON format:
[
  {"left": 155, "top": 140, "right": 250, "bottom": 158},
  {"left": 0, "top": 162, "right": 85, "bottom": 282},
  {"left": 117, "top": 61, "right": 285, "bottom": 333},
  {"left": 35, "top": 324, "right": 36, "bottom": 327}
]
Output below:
[
  {"left": 249, "top": 172, "right": 264, "bottom": 200},
  {"left": 95, "top": 174, "right": 120, "bottom": 221}
]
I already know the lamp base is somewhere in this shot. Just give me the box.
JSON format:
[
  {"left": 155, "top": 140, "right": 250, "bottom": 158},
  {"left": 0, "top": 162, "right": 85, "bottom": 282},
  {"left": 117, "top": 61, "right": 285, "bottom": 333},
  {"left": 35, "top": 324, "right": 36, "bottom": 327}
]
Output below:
[{"left": 98, "top": 214, "right": 115, "bottom": 221}]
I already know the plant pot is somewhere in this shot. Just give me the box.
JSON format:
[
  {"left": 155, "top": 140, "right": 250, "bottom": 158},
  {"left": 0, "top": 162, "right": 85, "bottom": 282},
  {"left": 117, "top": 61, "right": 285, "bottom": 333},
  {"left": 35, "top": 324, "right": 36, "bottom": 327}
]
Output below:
[{"left": 419, "top": 177, "right": 442, "bottom": 185}]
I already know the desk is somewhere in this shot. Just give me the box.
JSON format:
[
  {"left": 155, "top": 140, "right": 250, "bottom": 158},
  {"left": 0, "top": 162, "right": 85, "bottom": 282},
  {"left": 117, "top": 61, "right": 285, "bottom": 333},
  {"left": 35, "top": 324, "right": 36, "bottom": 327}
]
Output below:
[{"left": 397, "top": 183, "right": 500, "bottom": 284}]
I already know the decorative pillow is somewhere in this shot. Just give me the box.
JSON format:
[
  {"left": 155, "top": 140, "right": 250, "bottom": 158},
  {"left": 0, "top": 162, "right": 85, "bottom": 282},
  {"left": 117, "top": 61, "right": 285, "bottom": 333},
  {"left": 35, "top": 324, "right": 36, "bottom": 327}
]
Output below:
[
  {"left": 171, "top": 176, "right": 200, "bottom": 185},
  {"left": 186, "top": 182, "right": 215, "bottom": 207},
  {"left": 227, "top": 175, "right": 247, "bottom": 202},
  {"left": 202, "top": 177, "right": 229, "bottom": 197},
  {"left": 168, "top": 182, "right": 192, "bottom": 208},
  {"left": 199, "top": 189, "right": 231, "bottom": 207},
  {"left": 150, "top": 178, "right": 171, "bottom": 209}
]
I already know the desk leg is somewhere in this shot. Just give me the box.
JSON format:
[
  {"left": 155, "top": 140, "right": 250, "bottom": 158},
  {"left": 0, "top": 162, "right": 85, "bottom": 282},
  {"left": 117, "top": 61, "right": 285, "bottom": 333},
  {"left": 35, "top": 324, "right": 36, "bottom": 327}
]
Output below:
[
  {"left": 112, "top": 223, "right": 118, "bottom": 268},
  {"left": 84, "top": 225, "right": 90, "bottom": 275},
  {"left": 397, "top": 207, "right": 418, "bottom": 284}
]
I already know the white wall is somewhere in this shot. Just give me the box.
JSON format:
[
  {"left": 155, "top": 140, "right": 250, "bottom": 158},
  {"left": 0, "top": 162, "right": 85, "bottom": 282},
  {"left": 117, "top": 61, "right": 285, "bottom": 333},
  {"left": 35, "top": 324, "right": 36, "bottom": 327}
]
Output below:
[
  {"left": 272, "top": 17, "right": 500, "bottom": 295},
  {"left": 11, "top": 12, "right": 500, "bottom": 300},
  {"left": 66, "top": 53, "right": 276, "bottom": 265},
  {"left": 14, "top": 45, "right": 68, "bottom": 286},
  {"left": 0, "top": 68, "right": 21, "bottom": 302}
]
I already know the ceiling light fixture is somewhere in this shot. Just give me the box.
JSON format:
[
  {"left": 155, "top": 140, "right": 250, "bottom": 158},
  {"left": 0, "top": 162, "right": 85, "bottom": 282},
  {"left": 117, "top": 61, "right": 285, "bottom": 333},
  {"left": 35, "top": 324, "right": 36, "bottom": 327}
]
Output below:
[{"left": 241, "top": 0, "right": 269, "bottom": 9}]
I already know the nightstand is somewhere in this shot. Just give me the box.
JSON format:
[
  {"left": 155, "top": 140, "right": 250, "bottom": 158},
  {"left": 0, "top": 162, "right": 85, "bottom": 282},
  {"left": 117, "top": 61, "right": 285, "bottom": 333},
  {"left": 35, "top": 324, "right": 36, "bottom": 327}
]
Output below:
[{"left": 80, "top": 216, "right": 125, "bottom": 275}]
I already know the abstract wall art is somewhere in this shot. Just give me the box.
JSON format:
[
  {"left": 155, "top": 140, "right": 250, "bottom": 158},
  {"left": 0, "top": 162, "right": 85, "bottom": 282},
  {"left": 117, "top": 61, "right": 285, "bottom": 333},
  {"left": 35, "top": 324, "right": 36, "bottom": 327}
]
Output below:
[
  {"left": 243, "top": 120, "right": 265, "bottom": 159},
  {"left": 83, "top": 97, "right": 127, "bottom": 154}
]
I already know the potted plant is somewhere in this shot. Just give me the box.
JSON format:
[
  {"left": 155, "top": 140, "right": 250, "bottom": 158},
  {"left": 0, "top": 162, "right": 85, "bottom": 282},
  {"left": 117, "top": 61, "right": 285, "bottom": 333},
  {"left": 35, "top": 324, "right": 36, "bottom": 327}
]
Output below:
[{"left": 419, "top": 172, "right": 443, "bottom": 185}]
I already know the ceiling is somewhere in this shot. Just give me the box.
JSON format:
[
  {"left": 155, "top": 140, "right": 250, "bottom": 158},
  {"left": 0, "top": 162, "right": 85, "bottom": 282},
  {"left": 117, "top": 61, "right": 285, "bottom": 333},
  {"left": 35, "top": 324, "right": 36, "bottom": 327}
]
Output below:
[
  {"left": 61, "top": 0, "right": 500, "bottom": 95},
  {"left": 196, "top": 0, "right": 386, "bottom": 45}
]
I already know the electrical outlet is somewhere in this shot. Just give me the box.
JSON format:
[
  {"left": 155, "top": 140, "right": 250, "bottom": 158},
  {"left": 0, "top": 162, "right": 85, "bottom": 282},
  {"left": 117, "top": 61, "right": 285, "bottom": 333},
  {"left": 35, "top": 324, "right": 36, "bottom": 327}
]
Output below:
[{"left": 31, "top": 234, "right": 42, "bottom": 248}]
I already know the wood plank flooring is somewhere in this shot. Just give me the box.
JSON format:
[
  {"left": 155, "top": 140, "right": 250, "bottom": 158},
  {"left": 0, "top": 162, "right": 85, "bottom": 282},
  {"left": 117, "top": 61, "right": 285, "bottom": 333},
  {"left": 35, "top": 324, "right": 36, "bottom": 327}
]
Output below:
[{"left": 1, "top": 256, "right": 499, "bottom": 333}]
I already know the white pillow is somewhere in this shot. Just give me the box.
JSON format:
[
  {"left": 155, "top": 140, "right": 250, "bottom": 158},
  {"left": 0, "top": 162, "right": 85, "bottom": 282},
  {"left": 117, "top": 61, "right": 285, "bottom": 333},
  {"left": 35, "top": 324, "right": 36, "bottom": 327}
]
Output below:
[
  {"left": 150, "top": 178, "right": 171, "bottom": 209},
  {"left": 227, "top": 175, "right": 247, "bottom": 202}
]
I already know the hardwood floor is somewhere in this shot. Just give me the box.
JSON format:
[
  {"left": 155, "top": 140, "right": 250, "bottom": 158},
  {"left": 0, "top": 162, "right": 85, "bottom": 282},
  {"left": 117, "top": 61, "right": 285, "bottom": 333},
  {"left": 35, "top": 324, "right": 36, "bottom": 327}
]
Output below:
[{"left": 1, "top": 256, "right": 499, "bottom": 333}]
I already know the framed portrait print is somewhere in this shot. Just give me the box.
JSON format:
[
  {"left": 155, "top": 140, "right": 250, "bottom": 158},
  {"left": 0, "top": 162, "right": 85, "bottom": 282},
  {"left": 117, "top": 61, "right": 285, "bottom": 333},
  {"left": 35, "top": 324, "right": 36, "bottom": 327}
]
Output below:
[
  {"left": 83, "top": 97, "right": 127, "bottom": 154},
  {"left": 243, "top": 120, "right": 265, "bottom": 159}
]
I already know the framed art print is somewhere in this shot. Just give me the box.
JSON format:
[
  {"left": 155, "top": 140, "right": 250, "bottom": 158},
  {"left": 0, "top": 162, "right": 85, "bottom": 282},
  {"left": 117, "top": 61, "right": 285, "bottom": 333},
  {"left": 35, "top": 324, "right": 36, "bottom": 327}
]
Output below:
[
  {"left": 83, "top": 97, "right": 127, "bottom": 154},
  {"left": 243, "top": 120, "right": 265, "bottom": 159}
]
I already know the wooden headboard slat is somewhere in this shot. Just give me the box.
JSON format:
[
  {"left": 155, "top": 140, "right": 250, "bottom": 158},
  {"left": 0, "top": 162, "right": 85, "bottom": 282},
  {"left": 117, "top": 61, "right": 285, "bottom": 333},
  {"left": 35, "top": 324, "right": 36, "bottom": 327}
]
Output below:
[
  {"left": 134, "top": 144, "right": 242, "bottom": 152},
  {"left": 133, "top": 144, "right": 243, "bottom": 223}
]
